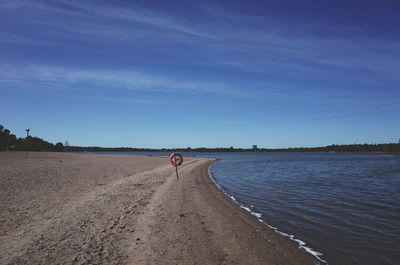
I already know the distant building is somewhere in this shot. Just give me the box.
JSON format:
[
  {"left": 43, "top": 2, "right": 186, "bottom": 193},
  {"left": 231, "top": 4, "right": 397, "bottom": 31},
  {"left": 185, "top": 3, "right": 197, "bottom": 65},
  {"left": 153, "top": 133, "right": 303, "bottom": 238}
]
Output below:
[{"left": 252, "top": 145, "right": 258, "bottom": 150}]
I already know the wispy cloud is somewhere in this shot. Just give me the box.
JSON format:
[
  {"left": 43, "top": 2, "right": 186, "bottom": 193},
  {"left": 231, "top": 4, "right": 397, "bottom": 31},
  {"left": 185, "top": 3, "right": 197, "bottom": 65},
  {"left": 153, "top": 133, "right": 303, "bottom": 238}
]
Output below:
[
  {"left": 0, "top": 63, "right": 246, "bottom": 95},
  {"left": 0, "top": 31, "right": 45, "bottom": 45},
  {"left": 0, "top": 0, "right": 213, "bottom": 39},
  {"left": 1, "top": 0, "right": 399, "bottom": 85},
  {"left": 94, "top": 96, "right": 164, "bottom": 105}
]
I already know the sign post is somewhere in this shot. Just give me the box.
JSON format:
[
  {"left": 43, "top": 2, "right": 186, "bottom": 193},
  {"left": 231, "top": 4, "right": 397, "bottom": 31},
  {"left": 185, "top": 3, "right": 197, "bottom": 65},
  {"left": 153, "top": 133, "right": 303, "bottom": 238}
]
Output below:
[
  {"left": 25, "top": 129, "right": 30, "bottom": 155},
  {"left": 169, "top": 151, "right": 183, "bottom": 180}
]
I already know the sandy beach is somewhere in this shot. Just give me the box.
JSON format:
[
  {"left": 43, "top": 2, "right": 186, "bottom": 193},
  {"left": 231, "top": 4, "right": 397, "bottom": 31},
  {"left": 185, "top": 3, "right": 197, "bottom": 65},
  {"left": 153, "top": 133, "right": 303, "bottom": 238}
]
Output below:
[{"left": 0, "top": 152, "right": 315, "bottom": 265}]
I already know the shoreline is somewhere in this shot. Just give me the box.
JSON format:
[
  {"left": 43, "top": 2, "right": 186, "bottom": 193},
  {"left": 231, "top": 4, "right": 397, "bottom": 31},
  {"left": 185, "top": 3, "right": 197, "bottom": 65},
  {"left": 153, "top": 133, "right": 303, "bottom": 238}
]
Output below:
[
  {"left": 128, "top": 156, "right": 316, "bottom": 264},
  {"left": 1, "top": 152, "right": 315, "bottom": 264},
  {"left": 207, "top": 163, "right": 326, "bottom": 264}
]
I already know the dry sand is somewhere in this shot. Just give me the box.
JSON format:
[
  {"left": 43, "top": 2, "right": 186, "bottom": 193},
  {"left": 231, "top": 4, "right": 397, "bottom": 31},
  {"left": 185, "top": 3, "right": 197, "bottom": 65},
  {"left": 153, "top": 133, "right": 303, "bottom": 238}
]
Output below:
[{"left": 0, "top": 152, "right": 315, "bottom": 265}]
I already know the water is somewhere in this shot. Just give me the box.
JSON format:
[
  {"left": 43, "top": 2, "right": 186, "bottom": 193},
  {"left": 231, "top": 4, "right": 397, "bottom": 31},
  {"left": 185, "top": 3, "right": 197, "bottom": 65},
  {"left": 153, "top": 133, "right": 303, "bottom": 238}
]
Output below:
[
  {"left": 206, "top": 152, "right": 400, "bottom": 265},
  {"left": 80, "top": 151, "right": 400, "bottom": 264}
]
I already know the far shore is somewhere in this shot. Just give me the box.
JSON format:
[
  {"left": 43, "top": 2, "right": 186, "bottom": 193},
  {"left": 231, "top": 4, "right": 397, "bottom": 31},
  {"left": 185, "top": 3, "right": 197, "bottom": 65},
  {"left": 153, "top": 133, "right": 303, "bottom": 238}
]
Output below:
[{"left": 1, "top": 152, "right": 315, "bottom": 264}]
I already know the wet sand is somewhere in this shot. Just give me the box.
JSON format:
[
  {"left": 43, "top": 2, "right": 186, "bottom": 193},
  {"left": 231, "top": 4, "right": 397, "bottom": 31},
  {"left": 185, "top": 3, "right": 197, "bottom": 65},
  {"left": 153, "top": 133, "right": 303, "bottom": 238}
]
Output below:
[{"left": 0, "top": 152, "right": 314, "bottom": 264}]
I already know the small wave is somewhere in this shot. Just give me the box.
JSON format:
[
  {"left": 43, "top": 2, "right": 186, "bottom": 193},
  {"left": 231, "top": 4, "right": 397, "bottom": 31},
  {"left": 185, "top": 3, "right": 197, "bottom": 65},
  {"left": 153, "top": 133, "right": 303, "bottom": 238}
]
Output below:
[
  {"left": 240, "top": 205, "right": 264, "bottom": 220},
  {"left": 208, "top": 163, "right": 327, "bottom": 265}
]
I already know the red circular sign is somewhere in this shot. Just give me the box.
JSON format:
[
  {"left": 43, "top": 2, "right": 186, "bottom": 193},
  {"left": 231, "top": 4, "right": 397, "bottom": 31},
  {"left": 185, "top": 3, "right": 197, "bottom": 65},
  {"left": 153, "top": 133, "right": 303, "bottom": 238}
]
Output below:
[{"left": 169, "top": 152, "right": 183, "bottom": 166}]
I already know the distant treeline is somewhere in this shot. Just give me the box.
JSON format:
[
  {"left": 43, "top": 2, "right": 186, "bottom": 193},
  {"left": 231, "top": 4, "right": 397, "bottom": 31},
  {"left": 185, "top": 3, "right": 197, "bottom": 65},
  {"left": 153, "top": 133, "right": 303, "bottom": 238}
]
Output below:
[
  {"left": 68, "top": 143, "right": 400, "bottom": 153},
  {"left": 264, "top": 143, "right": 400, "bottom": 153},
  {"left": 2, "top": 123, "right": 399, "bottom": 153},
  {"left": 0, "top": 124, "right": 64, "bottom": 152},
  {"left": 67, "top": 146, "right": 163, "bottom": 152}
]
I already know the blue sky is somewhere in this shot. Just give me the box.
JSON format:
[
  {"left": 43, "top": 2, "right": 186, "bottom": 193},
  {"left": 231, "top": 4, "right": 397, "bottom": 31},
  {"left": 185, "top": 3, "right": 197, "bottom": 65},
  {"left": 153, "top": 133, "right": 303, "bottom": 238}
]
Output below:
[{"left": 1, "top": 0, "right": 399, "bottom": 148}]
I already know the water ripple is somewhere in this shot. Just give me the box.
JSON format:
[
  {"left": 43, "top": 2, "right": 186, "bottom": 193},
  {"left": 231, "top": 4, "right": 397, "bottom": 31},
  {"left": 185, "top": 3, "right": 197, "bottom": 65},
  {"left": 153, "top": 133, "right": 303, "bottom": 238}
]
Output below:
[{"left": 210, "top": 152, "right": 400, "bottom": 265}]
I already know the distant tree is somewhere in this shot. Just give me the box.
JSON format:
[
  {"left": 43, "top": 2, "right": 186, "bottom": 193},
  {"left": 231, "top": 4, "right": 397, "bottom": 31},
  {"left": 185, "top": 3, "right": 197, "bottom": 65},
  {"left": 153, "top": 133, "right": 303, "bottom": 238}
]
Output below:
[
  {"left": 8, "top": 134, "right": 17, "bottom": 149},
  {"left": 3, "top": 129, "right": 10, "bottom": 151},
  {"left": 0, "top": 126, "right": 18, "bottom": 151},
  {"left": 0, "top": 126, "right": 9, "bottom": 150},
  {"left": 54, "top": 142, "right": 64, "bottom": 152},
  {"left": 64, "top": 141, "right": 70, "bottom": 152}
]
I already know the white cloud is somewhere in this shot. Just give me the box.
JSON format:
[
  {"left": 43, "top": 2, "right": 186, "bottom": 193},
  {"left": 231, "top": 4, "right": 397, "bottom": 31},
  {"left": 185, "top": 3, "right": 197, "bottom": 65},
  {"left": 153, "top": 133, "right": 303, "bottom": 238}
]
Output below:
[
  {"left": 94, "top": 96, "right": 164, "bottom": 105},
  {"left": 0, "top": 63, "right": 243, "bottom": 95},
  {"left": 1, "top": 0, "right": 212, "bottom": 39},
  {"left": 0, "top": 31, "right": 44, "bottom": 45},
  {"left": 1, "top": 0, "right": 399, "bottom": 84}
]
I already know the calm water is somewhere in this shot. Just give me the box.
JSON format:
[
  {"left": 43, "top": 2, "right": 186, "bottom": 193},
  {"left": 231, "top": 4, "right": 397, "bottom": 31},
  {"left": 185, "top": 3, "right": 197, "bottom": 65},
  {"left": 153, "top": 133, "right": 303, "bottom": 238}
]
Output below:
[
  {"left": 84, "top": 151, "right": 400, "bottom": 264},
  {"left": 206, "top": 152, "right": 400, "bottom": 265}
]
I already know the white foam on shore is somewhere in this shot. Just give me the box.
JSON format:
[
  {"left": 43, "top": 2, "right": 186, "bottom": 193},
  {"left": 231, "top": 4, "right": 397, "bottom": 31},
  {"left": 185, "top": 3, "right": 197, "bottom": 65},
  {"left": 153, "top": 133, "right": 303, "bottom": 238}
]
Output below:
[
  {"left": 240, "top": 205, "right": 264, "bottom": 220},
  {"left": 207, "top": 163, "right": 328, "bottom": 265}
]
